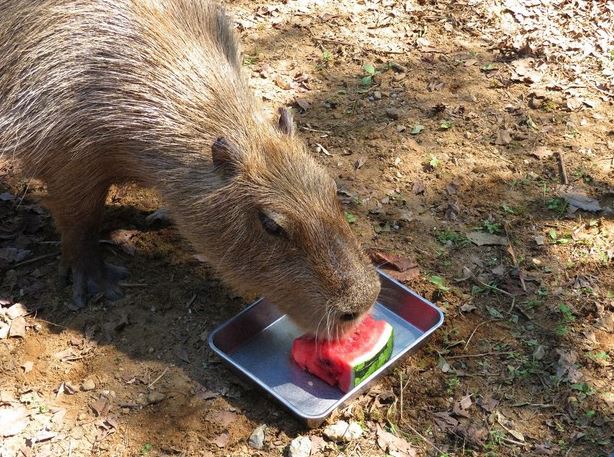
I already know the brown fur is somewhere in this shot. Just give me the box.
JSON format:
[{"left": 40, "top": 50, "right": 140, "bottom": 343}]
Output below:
[{"left": 0, "top": 0, "right": 380, "bottom": 336}]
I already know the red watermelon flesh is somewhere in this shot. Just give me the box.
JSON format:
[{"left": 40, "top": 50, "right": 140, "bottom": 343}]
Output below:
[{"left": 291, "top": 315, "right": 394, "bottom": 393}]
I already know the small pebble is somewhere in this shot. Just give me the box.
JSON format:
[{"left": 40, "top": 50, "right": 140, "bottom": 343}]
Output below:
[
  {"left": 249, "top": 424, "right": 266, "bottom": 450},
  {"left": 323, "top": 420, "right": 363, "bottom": 442},
  {"left": 147, "top": 391, "right": 165, "bottom": 404},
  {"left": 288, "top": 436, "right": 311, "bottom": 457},
  {"left": 385, "top": 108, "right": 400, "bottom": 120},
  {"left": 81, "top": 379, "right": 96, "bottom": 391},
  {"left": 373, "top": 90, "right": 382, "bottom": 100}
]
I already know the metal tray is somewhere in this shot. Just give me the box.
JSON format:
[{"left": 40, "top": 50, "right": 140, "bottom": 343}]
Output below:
[{"left": 208, "top": 270, "right": 444, "bottom": 427}]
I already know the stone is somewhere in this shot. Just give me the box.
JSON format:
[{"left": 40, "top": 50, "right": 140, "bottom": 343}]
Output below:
[
  {"left": 248, "top": 424, "right": 266, "bottom": 450},
  {"left": 288, "top": 436, "right": 311, "bottom": 457},
  {"left": 323, "top": 420, "right": 363, "bottom": 442},
  {"left": 81, "top": 379, "right": 96, "bottom": 391}
]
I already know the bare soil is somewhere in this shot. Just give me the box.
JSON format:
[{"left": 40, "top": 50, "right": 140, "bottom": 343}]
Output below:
[{"left": 1, "top": 1, "right": 612, "bottom": 456}]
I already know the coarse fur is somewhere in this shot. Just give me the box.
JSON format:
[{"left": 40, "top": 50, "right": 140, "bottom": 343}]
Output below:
[{"left": 0, "top": 0, "right": 380, "bottom": 336}]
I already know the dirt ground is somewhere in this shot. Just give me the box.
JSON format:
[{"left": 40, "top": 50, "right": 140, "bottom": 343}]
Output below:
[{"left": 1, "top": 0, "right": 613, "bottom": 456}]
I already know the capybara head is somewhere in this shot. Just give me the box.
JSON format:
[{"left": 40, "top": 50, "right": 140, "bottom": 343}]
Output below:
[{"left": 186, "top": 109, "right": 380, "bottom": 339}]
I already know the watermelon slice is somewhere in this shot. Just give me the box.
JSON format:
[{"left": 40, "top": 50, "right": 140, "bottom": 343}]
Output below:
[{"left": 291, "top": 315, "right": 394, "bottom": 393}]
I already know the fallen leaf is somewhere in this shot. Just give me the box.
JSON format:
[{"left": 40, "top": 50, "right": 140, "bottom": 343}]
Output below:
[
  {"left": 556, "top": 349, "right": 582, "bottom": 383},
  {"left": 464, "top": 59, "right": 478, "bottom": 67},
  {"left": 410, "top": 124, "right": 424, "bottom": 135},
  {"left": 354, "top": 156, "right": 367, "bottom": 170},
  {"left": 295, "top": 98, "right": 310, "bottom": 112},
  {"left": 377, "top": 426, "right": 417, "bottom": 457},
  {"left": 477, "top": 395, "right": 499, "bottom": 412},
  {"left": 21, "top": 361, "right": 34, "bottom": 373},
  {"left": 412, "top": 180, "right": 426, "bottom": 195},
  {"left": 176, "top": 346, "right": 190, "bottom": 364},
  {"left": 533, "top": 345, "right": 546, "bottom": 360},
  {"left": 323, "top": 420, "right": 362, "bottom": 441},
  {"left": 205, "top": 410, "right": 237, "bottom": 428},
  {"left": 368, "top": 250, "right": 418, "bottom": 272},
  {"left": 466, "top": 232, "right": 508, "bottom": 246},
  {"left": 531, "top": 146, "right": 555, "bottom": 159},
  {"left": 0, "top": 404, "right": 29, "bottom": 437},
  {"left": 433, "top": 411, "right": 458, "bottom": 431},
  {"left": 9, "top": 316, "right": 26, "bottom": 338},
  {"left": 453, "top": 395, "right": 472, "bottom": 418},
  {"left": 460, "top": 304, "right": 477, "bottom": 313},
  {"left": 454, "top": 422, "right": 488, "bottom": 447},
  {"left": 211, "top": 432, "right": 229, "bottom": 448},
  {"left": 274, "top": 76, "right": 291, "bottom": 90},
  {"left": 446, "top": 180, "right": 460, "bottom": 195},
  {"left": 91, "top": 396, "right": 112, "bottom": 417},
  {"left": 560, "top": 191, "right": 601, "bottom": 212},
  {"left": 495, "top": 129, "right": 513, "bottom": 145},
  {"left": 565, "top": 97, "right": 583, "bottom": 111}
]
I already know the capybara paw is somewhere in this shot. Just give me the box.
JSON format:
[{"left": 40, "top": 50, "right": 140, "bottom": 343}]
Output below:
[{"left": 67, "top": 262, "right": 127, "bottom": 309}]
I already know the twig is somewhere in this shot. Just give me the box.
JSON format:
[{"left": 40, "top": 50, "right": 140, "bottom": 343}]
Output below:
[
  {"left": 9, "top": 252, "right": 59, "bottom": 269},
  {"left": 400, "top": 420, "right": 446, "bottom": 454},
  {"left": 507, "top": 296, "right": 516, "bottom": 314},
  {"left": 300, "top": 125, "right": 332, "bottom": 134},
  {"left": 147, "top": 367, "right": 169, "bottom": 389},
  {"left": 504, "top": 226, "right": 527, "bottom": 293},
  {"left": 556, "top": 151, "right": 568, "bottom": 185},
  {"left": 119, "top": 282, "right": 149, "bottom": 288},
  {"left": 186, "top": 293, "right": 197, "bottom": 309},
  {"left": 464, "top": 320, "right": 496, "bottom": 351},
  {"left": 475, "top": 278, "right": 515, "bottom": 297},
  {"left": 33, "top": 317, "right": 69, "bottom": 330},
  {"left": 446, "top": 351, "right": 515, "bottom": 360}
]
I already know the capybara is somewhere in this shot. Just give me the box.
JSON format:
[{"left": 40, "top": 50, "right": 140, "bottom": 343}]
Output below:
[{"left": 0, "top": 0, "right": 380, "bottom": 337}]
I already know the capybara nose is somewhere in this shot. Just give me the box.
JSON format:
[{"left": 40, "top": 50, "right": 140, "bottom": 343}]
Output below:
[{"left": 339, "top": 312, "right": 361, "bottom": 322}]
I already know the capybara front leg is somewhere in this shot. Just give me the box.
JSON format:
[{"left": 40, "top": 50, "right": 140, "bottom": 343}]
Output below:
[{"left": 47, "top": 180, "right": 127, "bottom": 308}]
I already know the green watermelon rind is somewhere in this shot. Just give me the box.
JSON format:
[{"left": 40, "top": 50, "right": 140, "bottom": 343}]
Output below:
[{"left": 350, "top": 324, "right": 394, "bottom": 388}]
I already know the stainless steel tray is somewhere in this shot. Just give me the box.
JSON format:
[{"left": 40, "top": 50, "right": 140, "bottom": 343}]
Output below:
[{"left": 208, "top": 270, "right": 444, "bottom": 427}]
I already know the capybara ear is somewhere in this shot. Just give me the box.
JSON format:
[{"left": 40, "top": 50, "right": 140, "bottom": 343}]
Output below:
[
  {"left": 211, "top": 137, "right": 239, "bottom": 177},
  {"left": 278, "top": 107, "right": 294, "bottom": 136}
]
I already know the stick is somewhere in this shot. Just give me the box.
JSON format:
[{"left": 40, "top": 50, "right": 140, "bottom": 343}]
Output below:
[
  {"left": 400, "top": 420, "right": 446, "bottom": 455},
  {"left": 446, "top": 351, "right": 515, "bottom": 360},
  {"left": 556, "top": 151, "right": 568, "bottom": 185},
  {"left": 475, "top": 278, "right": 515, "bottom": 298},
  {"left": 463, "top": 320, "right": 495, "bottom": 351},
  {"left": 147, "top": 367, "right": 169, "bottom": 389},
  {"left": 504, "top": 226, "right": 527, "bottom": 293},
  {"left": 311, "top": 35, "right": 407, "bottom": 55},
  {"left": 9, "top": 252, "right": 59, "bottom": 269}
]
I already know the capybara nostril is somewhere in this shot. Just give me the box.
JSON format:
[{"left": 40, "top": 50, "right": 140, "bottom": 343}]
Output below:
[{"left": 340, "top": 312, "right": 360, "bottom": 322}]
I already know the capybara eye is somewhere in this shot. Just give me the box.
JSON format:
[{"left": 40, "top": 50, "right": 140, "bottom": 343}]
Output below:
[{"left": 258, "top": 211, "right": 285, "bottom": 237}]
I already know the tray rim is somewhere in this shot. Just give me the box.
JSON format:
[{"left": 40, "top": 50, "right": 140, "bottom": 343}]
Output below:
[{"left": 208, "top": 269, "right": 445, "bottom": 421}]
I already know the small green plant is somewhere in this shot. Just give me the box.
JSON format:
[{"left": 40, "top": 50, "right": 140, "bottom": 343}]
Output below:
[
  {"left": 435, "top": 229, "right": 469, "bottom": 247},
  {"left": 481, "top": 63, "right": 497, "bottom": 72},
  {"left": 501, "top": 203, "right": 516, "bottom": 214},
  {"left": 430, "top": 275, "right": 449, "bottom": 292},
  {"left": 344, "top": 211, "right": 357, "bottom": 224},
  {"left": 242, "top": 54, "right": 258, "bottom": 66},
  {"left": 140, "top": 444, "right": 153, "bottom": 456},
  {"left": 440, "top": 120, "right": 453, "bottom": 129},
  {"left": 429, "top": 154, "right": 440, "bottom": 168},
  {"left": 38, "top": 404, "right": 49, "bottom": 414},
  {"left": 571, "top": 382, "right": 594, "bottom": 397},
  {"left": 589, "top": 351, "right": 610, "bottom": 361},
  {"left": 410, "top": 124, "right": 424, "bottom": 135},
  {"left": 548, "top": 229, "right": 572, "bottom": 245},
  {"left": 546, "top": 197, "right": 568, "bottom": 215},
  {"left": 360, "top": 63, "right": 377, "bottom": 86},
  {"left": 555, "top": 303, "right": 575, "bottom": 336},
  {"left": 481, "top": 219, "right": 502, "bottom": 234},
  {"left": 321, "top": 49, "right": 333, "bottom": 63},
  {"left": 445, "top": 376, "right": 460, "bottom": 393}
]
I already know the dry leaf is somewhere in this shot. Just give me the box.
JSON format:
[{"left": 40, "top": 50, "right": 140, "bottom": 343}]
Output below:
[
  {"left": 531, "top": 146, "right": 555, "bottom": 159},
  {"left": 412, "top": 180, "right": 426, "bottom": 195},
  {"left": 466, "top": 232, "right": 508, "bottom": 246},
  {"left": 211, "top": 432, "right": 230, "bottom": 448},
  {"left": 274, "top": 76, "right": 291, "bottom": 90},
  {"left": 21, "top": 361, "right": 33, "bottom": 373},
  {"left": 295, "top": 98, "right": 310, "bottom": 112},
  {"left": 560, "top": 191, "right": 601, "bottom": 212},
  {"left": 377, "top": 426, "right": 417, "bottom": 457},
  {"left": 495, "top": 129, "right": 513, "bottom": 145},
  {"left": 205, "top": 410, "right": 238, "bottom": 428},
  {"left": 477, "top": 395, "right": 499, "bottom": 412},
  {"left": 368, "top": 250, "right": 417, "bottom": 272}
]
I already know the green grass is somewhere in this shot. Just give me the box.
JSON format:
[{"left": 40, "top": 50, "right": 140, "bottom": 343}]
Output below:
[{"left": 435, "top": 229, "right": 469, "bottom": 247}]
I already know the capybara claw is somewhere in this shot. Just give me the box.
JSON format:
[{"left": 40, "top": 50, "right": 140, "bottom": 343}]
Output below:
[{"left": 66, "top": 261, "right": 127, "bottom": 309}]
